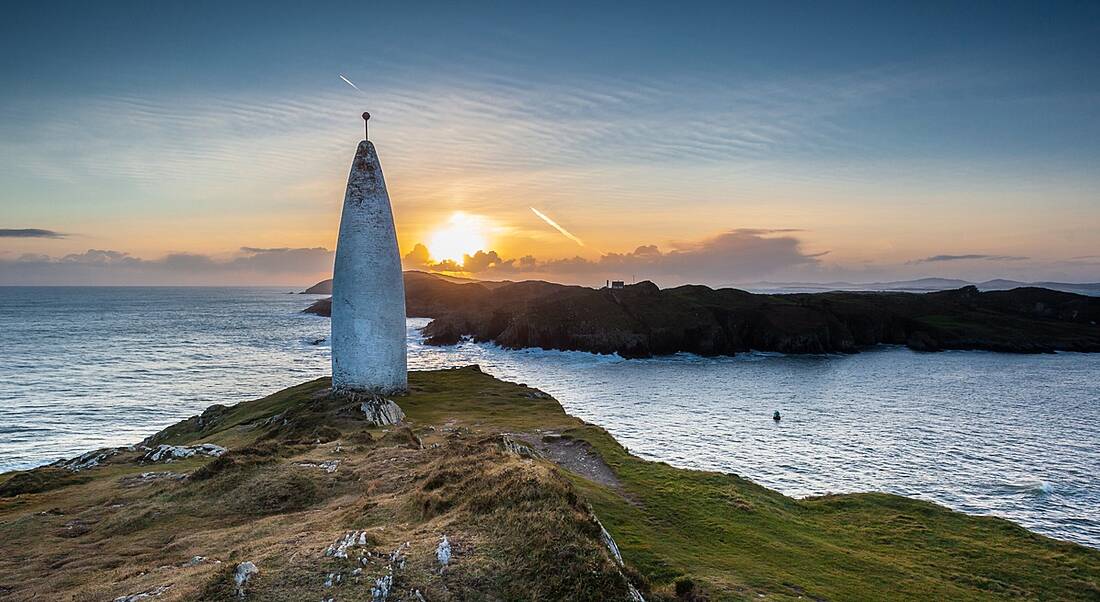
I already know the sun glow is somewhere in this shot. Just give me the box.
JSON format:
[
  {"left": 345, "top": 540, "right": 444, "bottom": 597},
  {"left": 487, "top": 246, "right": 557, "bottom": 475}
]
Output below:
[{"left": 427, "top": 212, "right": 490, "bottom": 264}]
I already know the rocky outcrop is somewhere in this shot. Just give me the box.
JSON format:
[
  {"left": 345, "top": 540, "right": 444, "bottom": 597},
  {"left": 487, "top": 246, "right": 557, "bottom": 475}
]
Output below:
[
  {"left": 359, "top": 397, "right": 405, "bottom": 427},
  {"left": 113, "top": 585, "right": 171, "bottom": 601},
  {"left": 305, "top": 274, "right": 1100, "bottom": 357},
  {"left": 142, "top": 443, "right": 226, "bottom": 463},
  {"left": 234, "top": 561, "right": 258, "bottom": 597},
  {"left": 51, "top": 446, "right": 128, "bottom": 471}
]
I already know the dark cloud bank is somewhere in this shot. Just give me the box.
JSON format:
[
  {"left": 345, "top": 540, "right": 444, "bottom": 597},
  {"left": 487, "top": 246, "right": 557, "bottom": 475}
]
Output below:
[
  {"left": 0, "top": 247, "right": 334, "bottom": 285},
  {"left": 911, "top": 254, "right": 1029, "bottom": 264},
  {"left": 0, "top": 228, "right": 65, "bottom": 238}
]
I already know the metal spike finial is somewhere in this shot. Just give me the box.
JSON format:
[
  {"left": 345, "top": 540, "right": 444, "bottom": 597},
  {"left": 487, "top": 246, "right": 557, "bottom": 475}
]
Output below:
[{"left": 362, "top": 111, "right": 371, "bottom": 140}]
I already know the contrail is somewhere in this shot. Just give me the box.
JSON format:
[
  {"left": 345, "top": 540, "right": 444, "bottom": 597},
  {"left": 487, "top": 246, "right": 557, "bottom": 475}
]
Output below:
[
  {"left": 531, "top": 207, "right": 584, "bottom": 247},
  {"left": 339, "top": 74, "right": 363, "bottom": 94}
]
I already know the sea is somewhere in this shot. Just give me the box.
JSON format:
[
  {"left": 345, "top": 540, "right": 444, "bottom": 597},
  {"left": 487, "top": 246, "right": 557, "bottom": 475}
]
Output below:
[{"left": 1, "top": 286, "right": 1098, "bottom": 548}]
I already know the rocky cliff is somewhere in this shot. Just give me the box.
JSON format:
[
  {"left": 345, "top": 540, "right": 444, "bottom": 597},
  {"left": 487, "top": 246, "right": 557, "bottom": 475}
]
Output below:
[{"left": 304, "top": 274, "right": 1100, "bottom": 357}]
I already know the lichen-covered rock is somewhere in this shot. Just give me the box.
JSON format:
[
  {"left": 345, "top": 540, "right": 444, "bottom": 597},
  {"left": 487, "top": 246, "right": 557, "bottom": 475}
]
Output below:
[
  {"left": 142, "top": 443, "right": 226, "bottom": 463},
  {"left": 495, "top": 434, "right": 542, "bottom": 459},
  {"left": 323, "top": 530, "right": 370, "bottom": 558},
  {"left": 436, "top": 534, "right": 451, "bottom": 572},
  {"left": 234, "top": 561, "right": 258, "bottom": 596},
  {"left": 118, "top": 471, "right": 185, "bottom": 487},
  {"left": 371, "top": 573, "right": 392, "bottom": 602},
  {"left": 296, "top": 460, "right": 340, "bottom": 473},
  {"left": 52, "top": 446, "right": 128, "bottom": 471},
  {"left": 360, "top": 397, "right": 405, "bottom": 426},
  {"left": 113, "top": 584, "right": 170, "bottom": 601}
]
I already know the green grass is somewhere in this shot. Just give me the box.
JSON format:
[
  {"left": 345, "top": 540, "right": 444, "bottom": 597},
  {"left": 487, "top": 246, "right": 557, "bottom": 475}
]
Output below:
[
  {"left": 578, "top": 442, "right": 1100, "bottom": 600},
  {"left": 399, "top": 368, "right": 1100, "bottom": 601}
]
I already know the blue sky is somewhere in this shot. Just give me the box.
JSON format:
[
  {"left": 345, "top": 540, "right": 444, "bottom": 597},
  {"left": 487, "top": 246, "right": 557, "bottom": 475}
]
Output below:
[{"left": 2, "top": 1, "right": 1098, "bottom": 285}]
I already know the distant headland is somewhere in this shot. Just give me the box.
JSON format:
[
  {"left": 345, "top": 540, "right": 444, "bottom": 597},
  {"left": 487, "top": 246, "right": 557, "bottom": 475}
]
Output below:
[{"left": 303, "top": 272, "right": 1100, "bottom": 356}]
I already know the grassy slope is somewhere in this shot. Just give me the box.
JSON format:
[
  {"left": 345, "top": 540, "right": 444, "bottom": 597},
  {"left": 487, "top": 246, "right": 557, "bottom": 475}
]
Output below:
[{"left": 1, "top": 368, "right": 1098, "bottom": 601}]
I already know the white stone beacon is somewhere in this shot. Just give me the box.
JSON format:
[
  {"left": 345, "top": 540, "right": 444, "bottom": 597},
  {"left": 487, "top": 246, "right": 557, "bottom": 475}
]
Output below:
[{"left": 330, "top": 113, "right": 408, "bottom": 395}]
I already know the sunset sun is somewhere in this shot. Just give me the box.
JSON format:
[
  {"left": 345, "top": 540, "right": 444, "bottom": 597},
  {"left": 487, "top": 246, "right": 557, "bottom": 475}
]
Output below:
[{"left": 427, "top": 212, "right": 490, "bottom": 264}]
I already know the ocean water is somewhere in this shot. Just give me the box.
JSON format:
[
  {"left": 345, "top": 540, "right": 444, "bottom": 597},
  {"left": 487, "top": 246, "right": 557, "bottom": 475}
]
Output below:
[{"left": 1, "top": 287, "right": 1098, "bottom": 548}]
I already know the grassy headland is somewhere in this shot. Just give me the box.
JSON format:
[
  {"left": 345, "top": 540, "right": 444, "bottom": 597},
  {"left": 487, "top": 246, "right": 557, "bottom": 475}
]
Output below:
[{"left": 1, "top": 367, "right": 1098, "bottom": 600}]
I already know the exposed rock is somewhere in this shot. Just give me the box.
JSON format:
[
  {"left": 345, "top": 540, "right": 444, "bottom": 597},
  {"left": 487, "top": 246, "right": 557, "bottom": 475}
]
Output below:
[
  {"left": 366, "top": 542, "right": 410, "bottom": 602},
  {"left": 323, "top": 530, "right": 370, "bottom": 558},
  {"left": 234, "top": 561, "right": 258, "bottom": 597},
  {"left": 371, "top": 573, "right": 392, "bottom": 602},
  {"left": 52, "top": 447, "right": 126, "bottom": 472},
  {"left": 490, "top": 434, "right": 542, "bottom": 459},
  {"left": 118, "top": 472, "right": 186, "bottom": 487},
  {"left": 296, "top": 460, "right": 340, "bottom": 474},
  {"left": 359, "top": 397, "right": 405, "bottom": 427},
  {"left": 389, "top": 541, "right": 409, "bottom": 570},
  {"left": 436, "top": 534, "right": 452, "bottom": 572},
  {"left": 303, "top": 297, "right": 332, "bottom": 316},
  {"left": 600, "top": 520, "right": 624, "bottom": 566},
  {"left": 113, "top": 584, "right": 170, "bottom": 601},
  {"left": 142, "top": 443, "right": 226, "bottom": 463},
  {"left": 595, "top": 517, "right": 645, "bottom": 602}
]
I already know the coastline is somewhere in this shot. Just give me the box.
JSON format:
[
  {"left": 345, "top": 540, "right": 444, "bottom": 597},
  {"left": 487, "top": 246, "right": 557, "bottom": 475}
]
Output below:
[
  {"left": 304, "top": 274, "right": 1100, "bottom": 357},
  {"left": 2, "top": 367, "right": 1098, "bottom": 600}
]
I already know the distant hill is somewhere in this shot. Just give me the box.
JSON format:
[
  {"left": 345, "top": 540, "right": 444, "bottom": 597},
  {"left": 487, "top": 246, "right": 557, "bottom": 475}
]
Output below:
[
  {"left": 304, "top": 276, "right": 1100, "bottom": 356},
  {"left": 978, "top": 279, "right": 1100, "bottom": 296},
  {"left": 301, "top": 271, "right": 511, "bottom": 295},
  {"left": 737, "top": 278, "right": 1100, "bottom": 296}
]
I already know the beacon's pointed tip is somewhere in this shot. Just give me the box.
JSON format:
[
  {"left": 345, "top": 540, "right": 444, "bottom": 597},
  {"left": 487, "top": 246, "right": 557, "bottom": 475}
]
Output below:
[{"left": 353, "top": 139, "right": 377, "bottom": 164}]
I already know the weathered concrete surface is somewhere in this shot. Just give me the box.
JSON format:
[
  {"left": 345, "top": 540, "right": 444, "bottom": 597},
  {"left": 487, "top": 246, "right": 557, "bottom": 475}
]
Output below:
[{"left": 331, "top": 140, "right": 408, "bottom": 394}]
